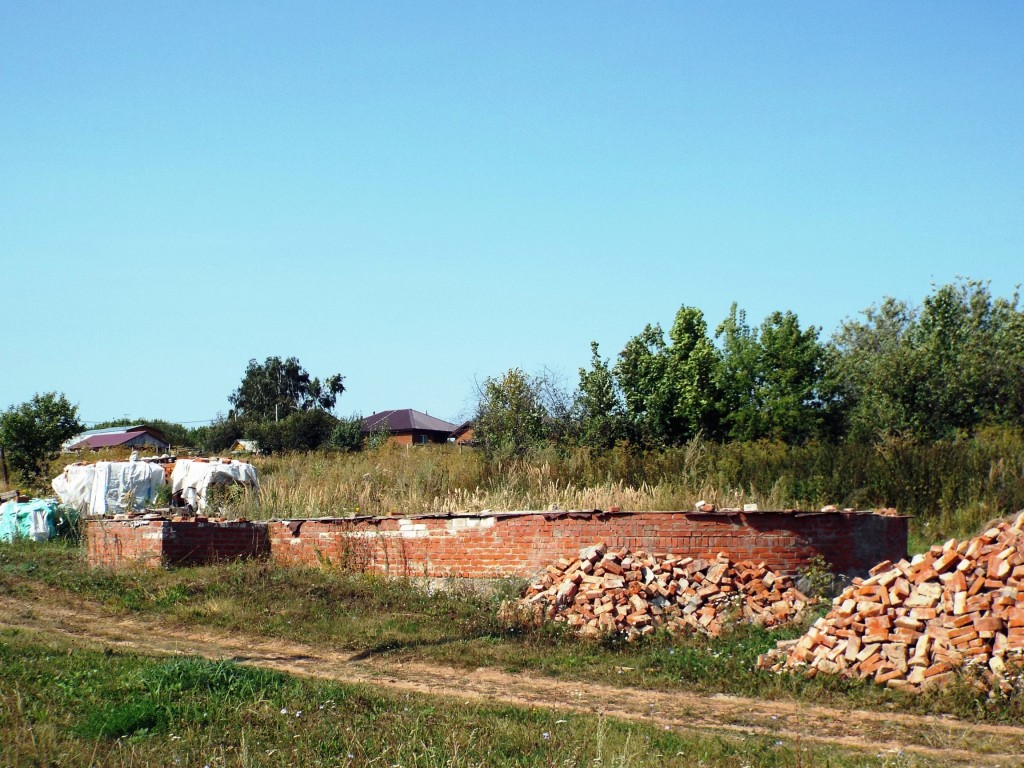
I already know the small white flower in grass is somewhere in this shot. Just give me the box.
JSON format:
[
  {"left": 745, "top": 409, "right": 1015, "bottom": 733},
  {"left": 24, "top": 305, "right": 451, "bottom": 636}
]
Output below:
[
  {"left": 542, "top": 732, "right": 550, "bottom": 740},
  {"left": 295, "top": 710, "right": 302, "bottom": 718},
  {"left": 555, "top": 719, "right": 566, "bottom": 724},
  {"left": 281, "top": 708, "right": 288, "bottom": 715},
  {"left": 347, "top": 753, "right": 355, "bottom": 760}
]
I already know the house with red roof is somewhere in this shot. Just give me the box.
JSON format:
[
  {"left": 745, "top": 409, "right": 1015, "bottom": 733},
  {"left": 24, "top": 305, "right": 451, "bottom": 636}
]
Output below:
[{"left": 64, "top": 424, "right": 171, "bottom": 453}]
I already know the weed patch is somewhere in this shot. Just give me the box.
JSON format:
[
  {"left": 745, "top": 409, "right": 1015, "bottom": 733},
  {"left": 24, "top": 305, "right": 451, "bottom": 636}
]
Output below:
[{"left": 74, "top": 698, "right": 167, "bottom": 739}]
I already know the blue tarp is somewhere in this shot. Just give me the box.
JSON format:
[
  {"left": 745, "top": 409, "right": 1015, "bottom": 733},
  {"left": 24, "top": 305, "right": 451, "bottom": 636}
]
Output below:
[{"left": 0, "top": 498, "right": 78, "bottom": 543}]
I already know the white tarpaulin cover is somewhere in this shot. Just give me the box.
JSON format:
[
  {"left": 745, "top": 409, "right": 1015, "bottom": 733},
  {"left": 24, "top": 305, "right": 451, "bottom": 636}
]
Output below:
[
  {"left": 170, "top": 459, "right": 259, "bottom": 512},
  {"left": 51, "top": 461, "right": 167, "bottom": 516}
]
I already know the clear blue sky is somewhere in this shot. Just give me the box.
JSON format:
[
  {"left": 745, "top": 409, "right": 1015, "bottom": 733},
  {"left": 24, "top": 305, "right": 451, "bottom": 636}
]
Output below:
[{"left": 2, "top": 3, "right": 1021, "bottom": 426}]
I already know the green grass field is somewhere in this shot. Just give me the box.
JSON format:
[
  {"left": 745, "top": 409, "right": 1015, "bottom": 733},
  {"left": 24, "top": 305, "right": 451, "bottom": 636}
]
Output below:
[
  {"left": 2, "top": 539, "right": 1021, "bottom": 726},
  {"left": 2, "top": 627, "right": 936, "bottom": 768}
]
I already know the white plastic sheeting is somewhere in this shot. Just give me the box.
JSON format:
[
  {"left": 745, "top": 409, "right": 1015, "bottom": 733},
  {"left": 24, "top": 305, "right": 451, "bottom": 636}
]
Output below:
[
  {"left": 51, "top": 461, "right": 167, "bottom": 516},
  {"left": 170, "top": 459, "right": 259, "bottom": 513}
]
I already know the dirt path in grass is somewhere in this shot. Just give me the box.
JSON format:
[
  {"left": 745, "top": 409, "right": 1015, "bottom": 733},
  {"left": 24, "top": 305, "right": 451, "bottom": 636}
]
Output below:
[{"left": 2, "top": 592, "right": 1022, "bottom": 766}]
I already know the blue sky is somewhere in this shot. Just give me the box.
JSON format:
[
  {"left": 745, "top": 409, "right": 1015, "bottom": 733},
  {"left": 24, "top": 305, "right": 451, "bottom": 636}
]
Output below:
[{"left": 2, "top": 3, "right": 1021, "bottom": 426}]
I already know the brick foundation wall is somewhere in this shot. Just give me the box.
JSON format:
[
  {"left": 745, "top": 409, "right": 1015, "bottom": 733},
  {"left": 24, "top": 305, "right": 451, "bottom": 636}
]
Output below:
[
  {"left": 87, "top": 518, "right": 269, "bottom": 568},
  {"left": 87, "top": 510, "right": 907, "bottom": 577},
  {"left": 267, "top": 509, "right": 907, "bottom": 579}
]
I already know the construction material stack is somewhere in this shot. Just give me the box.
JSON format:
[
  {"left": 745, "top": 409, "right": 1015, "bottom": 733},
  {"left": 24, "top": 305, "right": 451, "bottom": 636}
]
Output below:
[
  {"left": 758, "top": 511, "right": 1024, "bottom": 691},
  {"left": 519, "top": 543, "right": 812, "bottom": 639}
]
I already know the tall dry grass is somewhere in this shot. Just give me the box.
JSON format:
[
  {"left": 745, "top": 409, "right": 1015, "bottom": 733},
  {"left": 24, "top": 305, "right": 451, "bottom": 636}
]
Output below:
[
  {"left": 233, "top": 429, "right": 1024, "bottom": 542},
  {"left": 21, "top": 428, "right": 1024, "bottom": 546}
]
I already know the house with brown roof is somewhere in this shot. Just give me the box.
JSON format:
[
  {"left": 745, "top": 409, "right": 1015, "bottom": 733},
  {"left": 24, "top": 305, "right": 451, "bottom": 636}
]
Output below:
[{"left": 361, "top": 409, "right": 457, "bottom": 445}]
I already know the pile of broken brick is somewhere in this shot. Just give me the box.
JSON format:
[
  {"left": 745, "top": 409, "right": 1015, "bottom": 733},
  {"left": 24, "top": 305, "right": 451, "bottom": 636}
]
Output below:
[
  {"left": 519, "top": 543, "right": 812, "bottom": 639},
  {"left": 758, "top": 510, "right": 1024, "bottom": 691}
]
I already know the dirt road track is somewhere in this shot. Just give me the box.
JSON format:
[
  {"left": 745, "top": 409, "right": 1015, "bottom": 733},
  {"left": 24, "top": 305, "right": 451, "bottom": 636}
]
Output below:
[{"left": 2, "top": 594, "right": 1022, "bottom": 766}]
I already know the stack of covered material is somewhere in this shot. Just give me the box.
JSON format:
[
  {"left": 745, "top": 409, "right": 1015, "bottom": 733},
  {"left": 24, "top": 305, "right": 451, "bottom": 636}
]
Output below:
[
  {"left": 520, "top": 543, "right": 812, "bottom": 639},
  {"left": 170, "top": 458, "right": 259, "bottom": 513},
  {"left": 758, "top": 511, "right": 1024, "bottom": 691},
  {"left": 0, "top": 498, "right": 78, "bottom": 542},
  {"left": 52, "top": 461, "right": 167, "bottom": 516}
]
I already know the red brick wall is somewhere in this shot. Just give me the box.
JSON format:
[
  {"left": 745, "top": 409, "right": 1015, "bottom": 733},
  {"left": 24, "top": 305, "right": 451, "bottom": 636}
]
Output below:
[
  {"left": 87, "top": 519, "right": 166, "bottom": 568},
  {"left": 87, "top": 519, "right": 269, "bottom": 568},
  {"left": 268, "top": 510, "right": 907, "bottom": 579},
  {"left": 87, "top": 510, "right": 907, "bottom": 577}
]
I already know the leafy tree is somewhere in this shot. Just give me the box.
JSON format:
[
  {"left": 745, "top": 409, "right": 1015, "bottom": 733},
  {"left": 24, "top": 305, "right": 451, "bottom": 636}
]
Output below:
[
  {"left": 575, "top": 342, "right": 626, "bottom": 449},
  {"left": 475, "top": 368, "right": 549, "bottom": 457},
  {"left": 533, "top": 366, "right": 575, "bottom": 444},
  {"left": 281, "top": 410, "right": 339, "bottom": 451},
  {"left": 200, "top": 417, "right": 245, "bottom": 453},
  {"left": 365, "top": 417, "right": 393, "bottom": 450},
  {"left": 716, "top": 305, "right": 826, "bottom": 442},
  {"left": 0, "top": 393, "right": 82, "bottom": 479},
  {"left": 829, "top": 280, "right": 1024, "bottom": 441},
  {"left": 665, "top": 306, "right": 722, "bottom": 441},
  {"left": 329, "top": 415, "right": 364, "bottom": 452},
  {"left": 915, "top": 280, "right": 1024, "bottom": 433},
  {"left": 715, "top": 304, "right": 760, "bottom": 438},
  {"left": 614, "top": 323, "right": 670, "bottom": 444},
  {"left": 614, "top": 306, "right": 721, "bottom": 445},
  {"left": 229, "top": 357, "right": 345, "bottom": 422},
  {"left": 248, "top": 410, "right": 340, "bottom": 453}
]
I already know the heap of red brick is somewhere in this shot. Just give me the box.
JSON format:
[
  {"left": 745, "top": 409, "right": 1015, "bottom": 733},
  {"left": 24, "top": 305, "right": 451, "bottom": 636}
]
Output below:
[
  {"left": 758, "top": 511, "right": 1024, "bottom": 691},
  {"left": 519, "top": 543, "right": 812, "bottom": 639}
]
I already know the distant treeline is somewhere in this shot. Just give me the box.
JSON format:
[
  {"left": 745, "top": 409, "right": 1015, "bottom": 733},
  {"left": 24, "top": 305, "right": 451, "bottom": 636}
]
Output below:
[{"left": 474, "top": 279, "right": 1024, "bottom": 456}]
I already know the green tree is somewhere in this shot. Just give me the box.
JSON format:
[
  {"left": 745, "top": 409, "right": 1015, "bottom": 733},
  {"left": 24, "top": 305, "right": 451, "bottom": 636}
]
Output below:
[
  {"left": 248, "top": 410, "right": 340, "bottom": 453},
  {"left": 575, "top": 342, "right": 626, "bottom": 449},
  {"left": 716, "top": 305, "right": 826, "bottom": 442},
  {"left": 665, "top": 306, "right": 721, "bottom": 441},
  {"left": 474, "top": 368, "right": 549, "bottom": 457},
  {"left": 0, "top": 393, "right": 82, "bottom": 479},
  {"left": 199, "top": 417, "right": 245, "bottom": 453},
  {"left": 614, "top": 306, "right": 721, "bottom": 445},
  {"left": 827, "top": 296, "right": 920, "bottom": 440},
  {"left": 366, "top": 417, "right": 392, "bottom": 450},
  {"left": 614, "top": 323, "right": 670, "bottom": 444},
  {"left": 228, "top": 357, "right": 345, "bottom": 422},
  {"left": 329, "top": 415, "right": 364, "bottom": 452},
  {"left": 829, "top": 280, "right": 1024, "bottom": 441}
]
